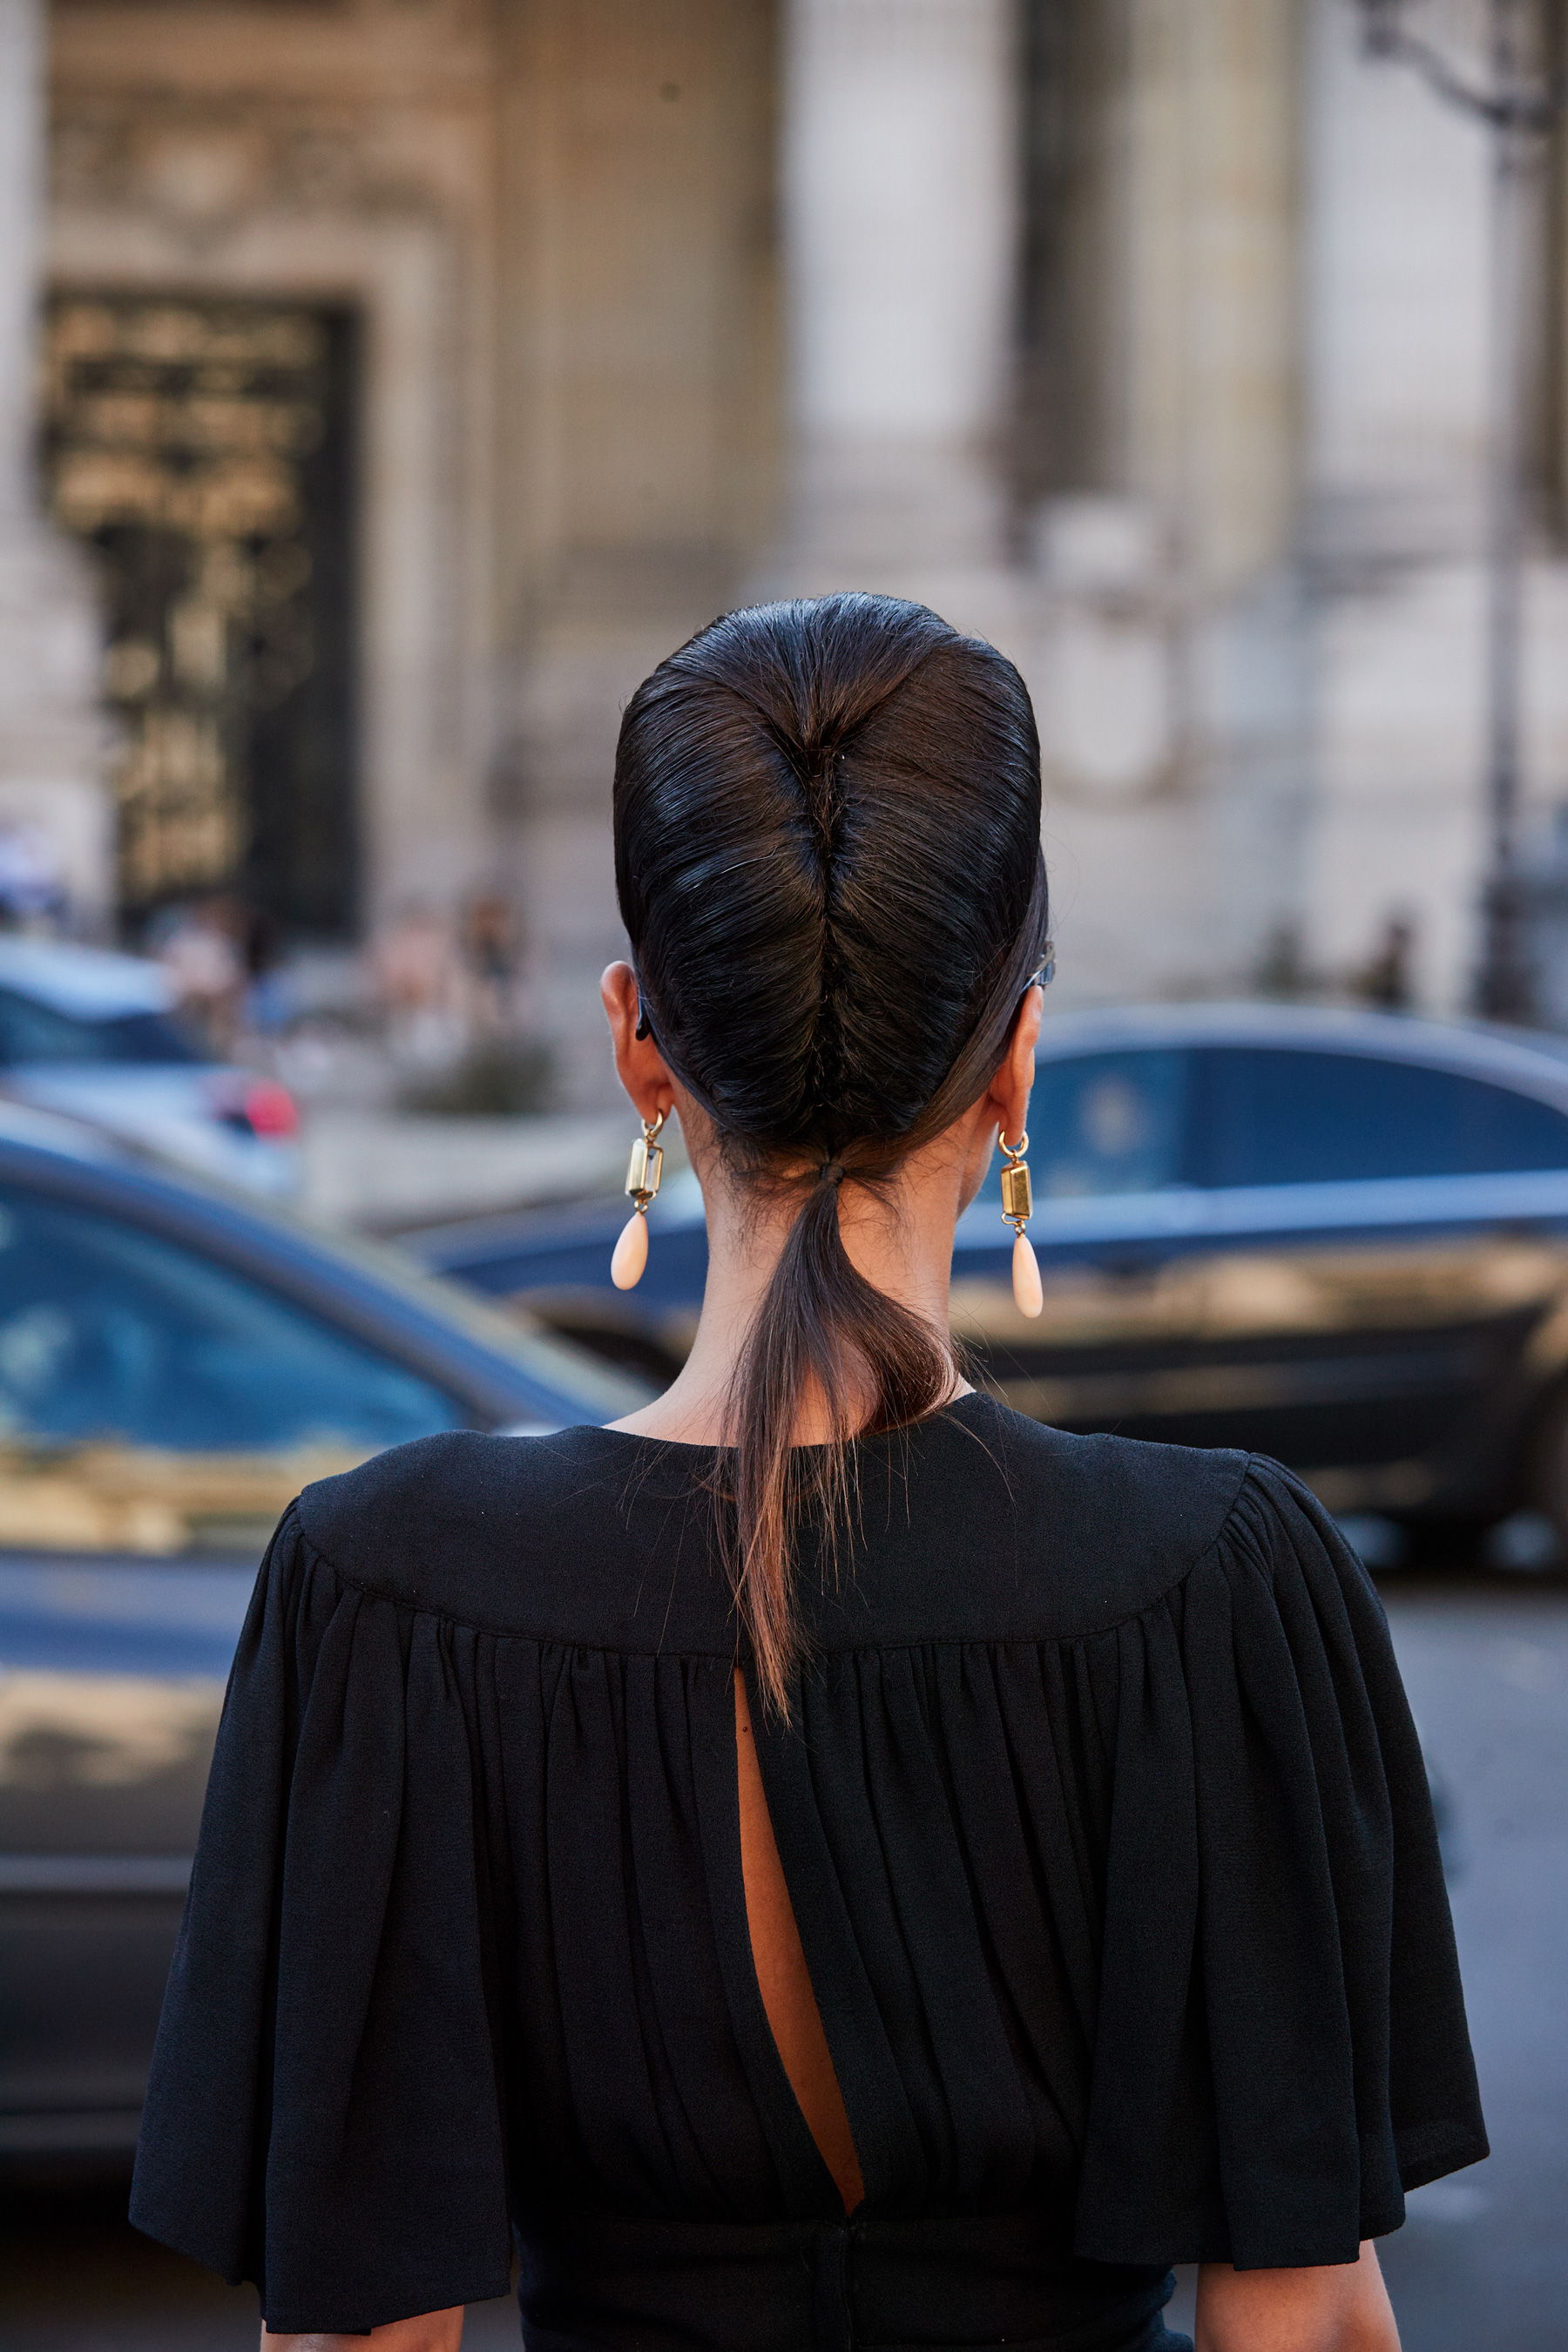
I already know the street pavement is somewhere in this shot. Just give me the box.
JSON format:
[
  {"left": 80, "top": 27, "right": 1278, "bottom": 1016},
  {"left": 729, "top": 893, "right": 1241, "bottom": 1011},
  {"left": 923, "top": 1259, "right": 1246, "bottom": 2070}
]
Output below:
[
  {"left": 1363, "top": 1571, "right": 1568, "bottom": 2351},
  {"left": 4, "top": 1563, "right": 1564, "bottom": 2352}
]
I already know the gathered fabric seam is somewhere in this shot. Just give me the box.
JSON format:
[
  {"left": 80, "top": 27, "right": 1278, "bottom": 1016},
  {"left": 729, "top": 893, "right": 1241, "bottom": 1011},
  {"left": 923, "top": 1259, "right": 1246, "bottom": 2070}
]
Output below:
[{"left": 286, "top": 1448, "right": 1264, "bottom": 1658}]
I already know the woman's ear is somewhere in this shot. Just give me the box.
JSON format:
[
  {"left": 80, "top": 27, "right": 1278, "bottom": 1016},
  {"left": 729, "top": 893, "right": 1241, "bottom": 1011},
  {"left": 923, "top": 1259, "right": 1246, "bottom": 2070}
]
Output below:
[
  {"left": 601, "top": 962, "right": 677, "bottom": 1129},
  {"left": 988, "top": 983, "right": 1044, "bottom": 1145}
]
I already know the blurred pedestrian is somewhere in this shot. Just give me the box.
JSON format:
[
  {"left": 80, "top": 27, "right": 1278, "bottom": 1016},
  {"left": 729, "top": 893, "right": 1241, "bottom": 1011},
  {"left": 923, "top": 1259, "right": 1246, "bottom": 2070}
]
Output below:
[
  {"left": 459, "top": 889, "right": 521, "bottom": 1036},
  {"left": 369, "top": 899, "right": 463, "bottom": 1064},
  {"left": 0, "top": 825, "right": 67, "bottom": 931},
  {"left": 239, "top": 903, "right": 294, "bottom": 1040},
  {"left": 152, "top": 897, "right": 245, "bottom": 1054},
  {"left": 1355, "top": 916, "right": 1416, "bottom": 1011}
]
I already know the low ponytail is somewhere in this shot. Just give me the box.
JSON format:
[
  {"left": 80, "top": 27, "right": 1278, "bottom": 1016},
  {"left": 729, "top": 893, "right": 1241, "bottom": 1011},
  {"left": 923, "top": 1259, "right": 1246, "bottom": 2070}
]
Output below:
[
  {"left": 614, "top": 594, "right": 1050, "bottom": 1717},
  {"left": 725, "top": 1159, "right": 954, "bottom": 1717}
]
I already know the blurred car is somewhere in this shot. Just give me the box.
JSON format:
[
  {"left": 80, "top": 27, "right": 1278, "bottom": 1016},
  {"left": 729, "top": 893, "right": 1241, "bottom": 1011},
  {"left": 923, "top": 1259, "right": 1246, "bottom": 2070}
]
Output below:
[
  {"left": 416, "top": 1001, "right": 1568, "bottom": 1544},
  {"left": 0, "top": 935, "right": 301, "bottom": 1197},
  {"left": 0, "top": 1123, "right": 647, "bottom": 2160}
]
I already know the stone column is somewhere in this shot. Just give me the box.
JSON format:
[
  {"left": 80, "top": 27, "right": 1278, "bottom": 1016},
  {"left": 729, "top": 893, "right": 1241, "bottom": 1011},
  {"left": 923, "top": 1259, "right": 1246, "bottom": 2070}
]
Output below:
[
  {"left": 0, "top": 0, "right": 111, "bottom": 930},
  {"left": 773, "top": 0, "right": 1018, "bottom": 587},
  {"left": 1301, "top": 0, "right": 1498, "bottom": 1009}
]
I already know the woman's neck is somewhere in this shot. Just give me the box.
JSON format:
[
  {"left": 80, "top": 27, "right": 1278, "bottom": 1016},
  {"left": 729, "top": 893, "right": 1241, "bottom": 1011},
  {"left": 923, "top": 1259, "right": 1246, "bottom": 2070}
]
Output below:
[{"left": 609, "top": 1131, "right": 982, "bottom": 1445}]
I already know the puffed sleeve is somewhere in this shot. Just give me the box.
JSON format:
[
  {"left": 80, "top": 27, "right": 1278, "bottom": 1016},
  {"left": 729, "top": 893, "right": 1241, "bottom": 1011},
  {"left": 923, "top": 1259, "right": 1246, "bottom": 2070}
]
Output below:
[
  {"left": 1074, "top": 1456, "right": 1487, "bottom": 2272},
  {"left": 129, "top": 1504, "right": 513, "bottom": 2333}
]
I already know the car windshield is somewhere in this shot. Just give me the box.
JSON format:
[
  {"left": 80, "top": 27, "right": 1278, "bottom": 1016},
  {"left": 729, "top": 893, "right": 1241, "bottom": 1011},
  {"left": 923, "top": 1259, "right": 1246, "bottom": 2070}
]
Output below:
[
  {"left": 0, "top": 988, "right": 205, "bottom": 1066},
  {"left": 0, "top": 1186, "right": 468, "bottom": 1554}
]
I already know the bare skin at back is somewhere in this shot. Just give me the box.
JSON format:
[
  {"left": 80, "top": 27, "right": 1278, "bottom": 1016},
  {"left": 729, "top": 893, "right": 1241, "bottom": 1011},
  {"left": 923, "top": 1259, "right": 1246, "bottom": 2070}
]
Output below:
[{"left": 733, "top": 1666, "right": 864, "bottom": 2213}]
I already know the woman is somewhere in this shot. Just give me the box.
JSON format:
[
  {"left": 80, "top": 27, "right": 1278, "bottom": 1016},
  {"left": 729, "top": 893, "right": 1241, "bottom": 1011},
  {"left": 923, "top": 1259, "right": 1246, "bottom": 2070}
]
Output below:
[{"left": 131, "top": 595, "right": 1486, "bottom": 2352}]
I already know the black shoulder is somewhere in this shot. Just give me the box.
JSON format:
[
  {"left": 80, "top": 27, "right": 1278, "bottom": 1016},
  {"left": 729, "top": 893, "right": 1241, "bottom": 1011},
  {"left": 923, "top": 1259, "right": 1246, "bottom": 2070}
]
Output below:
[
  {"left": 287, "top": 1407, "right": 1260, "bottom": 1652},
  {"left": 818, "top": 1399, "right": 1254, "bottom": 1645},
  {"left": 293, "top": 1428, "right": 611, "bottom": 1624},
  {"left": 985, "top": 1407, "right": 1252, "bottom": 1619}
]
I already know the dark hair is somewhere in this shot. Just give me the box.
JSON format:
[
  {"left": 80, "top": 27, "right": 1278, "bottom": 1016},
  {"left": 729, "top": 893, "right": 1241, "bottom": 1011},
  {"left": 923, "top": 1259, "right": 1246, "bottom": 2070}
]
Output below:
[{"left": 614, "top": 592, "right": 1049, "bottom": 1713}]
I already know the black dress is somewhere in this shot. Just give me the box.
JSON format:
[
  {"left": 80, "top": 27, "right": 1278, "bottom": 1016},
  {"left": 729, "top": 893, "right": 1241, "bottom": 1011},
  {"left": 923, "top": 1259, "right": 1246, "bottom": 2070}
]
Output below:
[{"left": 130, "top": 1395, "right": 1487, "bottom": 2349}]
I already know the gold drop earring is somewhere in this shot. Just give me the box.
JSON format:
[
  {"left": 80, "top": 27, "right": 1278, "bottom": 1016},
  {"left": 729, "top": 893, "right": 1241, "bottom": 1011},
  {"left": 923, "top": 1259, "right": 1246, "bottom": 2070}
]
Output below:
[
  {"left": 612, "top": 1109, "right": 666, "bottom": 1290},
  {"left": 1000, "top": 1130, "right": 1043, "bottom": 1318}
]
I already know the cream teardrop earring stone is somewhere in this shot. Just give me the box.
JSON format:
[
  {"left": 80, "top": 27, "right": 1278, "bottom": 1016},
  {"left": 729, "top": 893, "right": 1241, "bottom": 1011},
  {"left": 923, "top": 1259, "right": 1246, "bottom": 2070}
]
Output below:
[
  {"left": 1011, "top": 1229, "right": 1043, "bottom": 1318},
  {"left": 612, "top": 1209, "right": 649, "bottom": 1291}
]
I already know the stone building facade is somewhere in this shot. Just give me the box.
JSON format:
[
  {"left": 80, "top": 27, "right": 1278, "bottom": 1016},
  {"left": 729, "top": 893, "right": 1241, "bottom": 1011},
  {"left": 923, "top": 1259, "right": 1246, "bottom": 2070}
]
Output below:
[{"left": 4, "top": 0, "right": 1568, "bottom": 1093}]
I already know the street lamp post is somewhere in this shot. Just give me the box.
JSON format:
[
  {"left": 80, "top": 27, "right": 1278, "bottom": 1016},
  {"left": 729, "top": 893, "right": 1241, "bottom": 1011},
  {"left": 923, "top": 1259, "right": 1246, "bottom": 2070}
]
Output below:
[{"left": 1355, "top": 0, "right": 1568, "bottom": 1021}]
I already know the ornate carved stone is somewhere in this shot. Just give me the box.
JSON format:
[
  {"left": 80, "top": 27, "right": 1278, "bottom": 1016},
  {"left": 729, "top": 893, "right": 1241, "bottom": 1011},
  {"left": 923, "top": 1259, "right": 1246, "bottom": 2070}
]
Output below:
[{"left": 51, "top": 101, "right": 449, "bottom": 238}]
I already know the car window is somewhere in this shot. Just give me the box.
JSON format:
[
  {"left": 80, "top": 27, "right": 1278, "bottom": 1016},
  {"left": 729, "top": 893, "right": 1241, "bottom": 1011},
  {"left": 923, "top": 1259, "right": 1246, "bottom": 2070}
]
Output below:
[
  {"left": 0, "top": 1186, "right": 468, "bottom": 1554},
  {"left": 1191, "top": 1046, "right": 1568, "bottom": 1186},
  {"left": 0, "top": 988, "right": 203, "bottom": 1066},
  {"left": 977, "top": 1048, "right": 1190, "bottom": 1203},
  {"left": 94, "top": 1010, "right": 206, "bottom": 1064}
]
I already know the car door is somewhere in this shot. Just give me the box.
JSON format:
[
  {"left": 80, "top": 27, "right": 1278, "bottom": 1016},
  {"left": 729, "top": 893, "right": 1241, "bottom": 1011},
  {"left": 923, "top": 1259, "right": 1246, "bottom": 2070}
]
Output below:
[
  {"left": 0, "top": 1177, "right": 475, "bottom": 2155},
  {"left": 1166, "top": 1044, "right": 1568, "bottom": 1508}
]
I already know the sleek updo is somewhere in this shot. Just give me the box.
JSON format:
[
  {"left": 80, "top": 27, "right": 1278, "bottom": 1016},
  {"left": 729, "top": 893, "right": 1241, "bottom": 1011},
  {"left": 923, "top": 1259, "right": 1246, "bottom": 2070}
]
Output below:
[{"left": 614, "top": 593, "right": 1049, "bottom": 1710}]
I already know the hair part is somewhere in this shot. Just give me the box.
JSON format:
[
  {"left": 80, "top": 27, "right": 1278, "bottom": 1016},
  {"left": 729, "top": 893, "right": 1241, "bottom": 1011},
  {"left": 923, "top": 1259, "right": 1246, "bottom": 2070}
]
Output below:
[{"left": 613, "top": 593, "right": 1049, "bottom": 1717}]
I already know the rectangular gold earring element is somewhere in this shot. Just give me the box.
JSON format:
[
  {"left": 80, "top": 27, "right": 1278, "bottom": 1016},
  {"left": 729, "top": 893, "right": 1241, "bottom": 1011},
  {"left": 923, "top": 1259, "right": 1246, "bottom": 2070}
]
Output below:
[
  {"left": 626, "top": 1134, "right": 664, "bottom": 1205},
  {"left": 1000, "top": 1159, "right": 1032, "bottom": 1224}
]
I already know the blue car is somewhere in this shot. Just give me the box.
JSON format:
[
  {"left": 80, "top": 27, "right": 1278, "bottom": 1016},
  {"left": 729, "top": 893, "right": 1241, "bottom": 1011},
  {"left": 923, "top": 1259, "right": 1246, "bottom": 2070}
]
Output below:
[
  {"left": 416, "top": 1002, "right": 1568, "bottom": 1543},
  {"left": 0, "top": 935, "right": 303, "bottom": 1197},
  {"left": 0, "top": 1123, "right": 645, "bottom": 2161}
]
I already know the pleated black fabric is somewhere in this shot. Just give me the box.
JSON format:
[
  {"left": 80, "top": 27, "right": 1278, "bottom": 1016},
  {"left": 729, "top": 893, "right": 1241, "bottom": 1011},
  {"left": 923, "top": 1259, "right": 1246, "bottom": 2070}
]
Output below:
[{"left": 129, "top": 1395, "right": 1486, "bottom": 2344}]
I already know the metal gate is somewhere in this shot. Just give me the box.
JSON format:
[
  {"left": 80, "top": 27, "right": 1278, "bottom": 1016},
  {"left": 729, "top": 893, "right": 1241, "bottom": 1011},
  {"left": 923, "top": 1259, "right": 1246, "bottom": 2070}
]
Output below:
[{"left": 43, "top": 294, "right": 358, "bottom": 937}]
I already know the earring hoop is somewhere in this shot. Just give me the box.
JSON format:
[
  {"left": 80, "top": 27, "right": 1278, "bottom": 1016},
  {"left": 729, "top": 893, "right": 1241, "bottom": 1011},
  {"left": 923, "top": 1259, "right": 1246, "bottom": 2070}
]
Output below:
[
  {"left": 999, "top": 1128, "right": 1043, "bottom": 1318},
  {"left": 612, "top": 1108, "right": 666, "bottom": 1290}
]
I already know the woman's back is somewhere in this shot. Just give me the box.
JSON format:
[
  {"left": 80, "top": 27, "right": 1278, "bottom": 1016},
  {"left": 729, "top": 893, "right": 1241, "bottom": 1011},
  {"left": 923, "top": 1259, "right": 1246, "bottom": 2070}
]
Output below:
[
  {"left": 129, "top": 596, "right": 1484, "bottom": 2349},
  {"left": 130, "top": 1396, "right": 1484, "bottom": 2347}
]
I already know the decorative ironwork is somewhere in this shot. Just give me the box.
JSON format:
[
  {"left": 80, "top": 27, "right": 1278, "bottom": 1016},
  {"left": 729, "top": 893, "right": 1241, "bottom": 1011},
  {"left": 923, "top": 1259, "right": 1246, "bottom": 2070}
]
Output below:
[{"left": 42, "top": 294, "right": 358, "bottom": 936}]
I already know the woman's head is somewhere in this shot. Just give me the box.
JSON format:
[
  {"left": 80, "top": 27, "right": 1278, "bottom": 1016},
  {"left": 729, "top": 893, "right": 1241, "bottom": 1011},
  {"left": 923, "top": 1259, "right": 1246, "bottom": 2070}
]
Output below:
[{"left": 610, "top": 592, "right": 1050, "bottom": 1709}]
